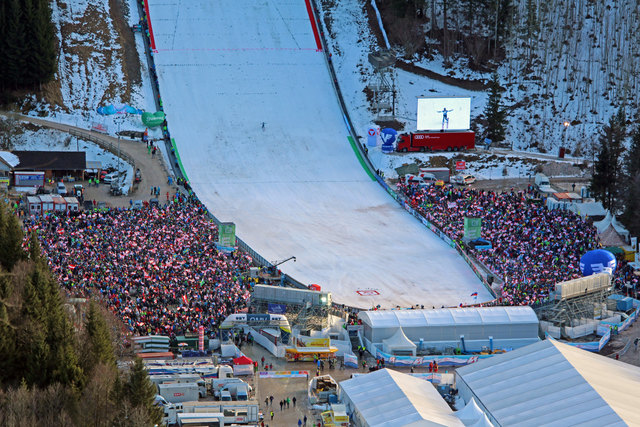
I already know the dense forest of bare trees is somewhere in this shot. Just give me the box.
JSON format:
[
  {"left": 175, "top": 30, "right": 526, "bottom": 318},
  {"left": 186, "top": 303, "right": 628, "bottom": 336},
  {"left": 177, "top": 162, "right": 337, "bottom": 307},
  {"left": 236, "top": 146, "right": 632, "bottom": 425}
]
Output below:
[{"left": 377, "top": 0, "right": 640, "bottom": 153}]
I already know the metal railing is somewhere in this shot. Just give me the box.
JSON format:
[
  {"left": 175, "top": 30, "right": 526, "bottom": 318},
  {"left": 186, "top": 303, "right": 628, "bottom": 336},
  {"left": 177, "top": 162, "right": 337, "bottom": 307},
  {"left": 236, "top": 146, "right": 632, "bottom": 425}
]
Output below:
[{"left": 69, "top": 128, "right": 136, "bottom": 170}]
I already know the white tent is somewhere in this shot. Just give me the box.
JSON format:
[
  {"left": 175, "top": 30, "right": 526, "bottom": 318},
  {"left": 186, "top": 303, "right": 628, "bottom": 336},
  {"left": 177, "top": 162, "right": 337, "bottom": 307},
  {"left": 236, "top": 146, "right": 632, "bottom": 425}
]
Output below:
[
  {"left": 595, "top": 212, "right": 630, "bottom": 240},
  {"left": 455, "top": 339, "right": 640, "bottom": 426},
  {"left": 469, "top": 413, "right": 494, "bottom": 427},
  {"left": 455, "top": 397, "right": 485, "bottom": 426},
  {"left": 339, "top": 368, "right": 464, "bottom": 426},
  {"left": 358, "top": 307, "right": 539, "bottom": 352},
  {"left": 382, "top": 328, "right": 417, "bottom": 356}
]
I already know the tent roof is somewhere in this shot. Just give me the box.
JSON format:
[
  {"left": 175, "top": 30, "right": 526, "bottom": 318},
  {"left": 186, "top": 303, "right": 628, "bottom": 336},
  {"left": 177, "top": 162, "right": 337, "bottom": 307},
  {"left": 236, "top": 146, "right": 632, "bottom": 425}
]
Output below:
[
  {"left": 456, "top": 339, "right": 640, "bottom": 426},
  {"left": 358, "top": 307, "right": 538, "bottom": 330},
  {"left": 469, "top": 413, "right": 494, "bottom": 427},
  {"left": 455, "top": 397, "right": 485, "bottom": 425},
  {"left": 233, "top": 355, "right": 253, "bottom": 365},
  {"left": 568, "top": 201, "right": 606, "bottom": 218},
  {"left": 383, "top": 328, "right": 417, "bottom": 350},
  {"left": 599, "top": 224, "right": 627, "bottom": 247},
  {"left": 340, "top": 368, "right": 463, "bottom": 427}
]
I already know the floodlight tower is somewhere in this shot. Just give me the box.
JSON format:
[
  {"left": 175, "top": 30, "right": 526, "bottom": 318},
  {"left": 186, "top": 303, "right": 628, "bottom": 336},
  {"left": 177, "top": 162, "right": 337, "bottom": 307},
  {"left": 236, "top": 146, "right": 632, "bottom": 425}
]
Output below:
[{"left": 367, "top": 49, "right": 397, "bottom": 120}]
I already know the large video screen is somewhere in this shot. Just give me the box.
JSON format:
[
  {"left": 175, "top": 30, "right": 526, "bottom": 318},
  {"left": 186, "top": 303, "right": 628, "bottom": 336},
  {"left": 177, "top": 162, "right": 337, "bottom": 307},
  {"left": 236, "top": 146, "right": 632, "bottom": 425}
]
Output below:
[{"left": 417, "top": 97, "right": 471, "bottom": 131}]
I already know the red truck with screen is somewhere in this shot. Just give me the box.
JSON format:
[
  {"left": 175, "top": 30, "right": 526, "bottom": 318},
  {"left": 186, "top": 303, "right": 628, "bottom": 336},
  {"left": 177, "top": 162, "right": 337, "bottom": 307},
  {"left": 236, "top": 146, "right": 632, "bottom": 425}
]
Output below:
[{"left": 396, "top": 131, "right": 475, "bottom": 152}]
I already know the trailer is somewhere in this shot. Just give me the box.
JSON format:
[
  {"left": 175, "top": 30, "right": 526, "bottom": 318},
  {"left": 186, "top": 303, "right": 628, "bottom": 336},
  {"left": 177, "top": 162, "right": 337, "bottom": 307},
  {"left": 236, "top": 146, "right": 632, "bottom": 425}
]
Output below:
[
  {"left": 163, "top": 400, "right": 260, "bottom": 425},
  {"left": 149, "top": 374, "right": 207, "bottom": 397},
  {"left": 26, "top": 196, "right": 42, "bottom": 215},
  {"left": 13, "top": 171, "right": 45, "bottom": 187},
  {"left": 39, "top": 194, "right": 54, "bottom": 212},
  {"left": 158, "top": 383, "right": 201, "bottom": 404},
  {"left": 396, "top": 131, "right": 475, "bottom": 152}
]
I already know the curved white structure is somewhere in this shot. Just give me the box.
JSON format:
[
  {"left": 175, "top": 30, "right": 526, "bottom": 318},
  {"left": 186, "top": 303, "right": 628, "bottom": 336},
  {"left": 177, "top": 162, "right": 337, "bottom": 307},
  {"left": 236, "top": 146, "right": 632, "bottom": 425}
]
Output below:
[{"left": 146, "top": 0, "right": 491, "bottom": 308}]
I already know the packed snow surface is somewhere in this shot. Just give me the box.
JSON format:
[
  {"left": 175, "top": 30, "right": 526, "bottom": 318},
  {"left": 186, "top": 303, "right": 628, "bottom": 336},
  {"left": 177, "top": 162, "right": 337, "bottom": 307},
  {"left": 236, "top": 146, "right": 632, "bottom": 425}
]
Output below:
[{"left": 147, "top": 0, "right": 491, "bottom": 308}]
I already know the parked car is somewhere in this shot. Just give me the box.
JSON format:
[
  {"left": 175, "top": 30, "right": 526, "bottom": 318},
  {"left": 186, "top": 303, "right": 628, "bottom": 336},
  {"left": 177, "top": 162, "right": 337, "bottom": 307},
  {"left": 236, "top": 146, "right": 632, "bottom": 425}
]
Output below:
[
  {"left": 149, "top": 198, "right": 159, "bottom": 207},
  {"left": 56, "top": 182, "right": 67, "bottom": 195},
  {"left": 452, "top": 174, "right": 476, "bottom": 185},
  {"left": 103, "top": 171, "right": 120, "bottom": 184},
  {"left": 132, "top": 200, "right": 144, "bottom": 210},
  {"left": 83, "top": 200, "right": 94, "bottom": 211}
]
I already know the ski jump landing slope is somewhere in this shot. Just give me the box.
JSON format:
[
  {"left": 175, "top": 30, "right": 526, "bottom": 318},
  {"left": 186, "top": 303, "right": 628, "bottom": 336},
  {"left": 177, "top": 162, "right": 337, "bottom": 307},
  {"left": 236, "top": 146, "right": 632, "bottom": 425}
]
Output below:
[{"left": 146, "top": 0, "right": 491, "bottom": 308}]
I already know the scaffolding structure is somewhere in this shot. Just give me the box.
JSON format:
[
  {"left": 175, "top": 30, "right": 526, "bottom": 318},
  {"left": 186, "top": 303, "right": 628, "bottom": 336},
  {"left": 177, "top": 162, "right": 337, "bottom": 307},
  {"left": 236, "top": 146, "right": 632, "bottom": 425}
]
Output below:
[
  {"left": 250, "top": 285, "right": 330, "bottom": 331},
  {"left": 367, "top": 49, "right": 396, "bottom": 119},
  {"left": 535, "top": 288, "right": 613, "bottom": 327},
  {"left": 535, "top": 273, "right": 613, "bottom": 327}
]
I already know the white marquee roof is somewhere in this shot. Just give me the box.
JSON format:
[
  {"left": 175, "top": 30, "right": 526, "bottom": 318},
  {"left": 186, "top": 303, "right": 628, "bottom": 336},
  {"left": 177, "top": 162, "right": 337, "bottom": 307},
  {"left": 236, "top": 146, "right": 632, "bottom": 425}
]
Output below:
[
  {"left": 456, "top": 339, "right": 640, "bottom": 426},
  {"left": 358, "top": 307, "right": 538, "bottom": 329},
  {"left": 340, "top": 368, "right": 463, "bottom": 426},
  {"left": 382, "top": 328, "right": 417, "bottom": 350}
]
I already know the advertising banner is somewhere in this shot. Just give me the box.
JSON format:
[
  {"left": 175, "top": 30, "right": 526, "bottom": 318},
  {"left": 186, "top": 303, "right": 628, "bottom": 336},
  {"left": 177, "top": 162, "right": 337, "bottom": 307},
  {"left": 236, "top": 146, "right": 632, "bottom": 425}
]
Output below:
[
  {"left": 296, "top": 336, "right": 330, "bottom": 348},
  {"left": 218, "top": 222, "right": 236, "bottom": 247},
  {"left": 375, "top": 348, "right": 489, "bottom": 367},
  {"left": 344, "top": 353, "right": 358, "bottom": 368},
  {"left": 464, "top": 217, "right": 482, "bottom": 240},
  {"left": 366, "top": 127, "right": 378, "bottom": 147},
  {"left": 259, "top": 370, "right": 309, "bottom": 378}
]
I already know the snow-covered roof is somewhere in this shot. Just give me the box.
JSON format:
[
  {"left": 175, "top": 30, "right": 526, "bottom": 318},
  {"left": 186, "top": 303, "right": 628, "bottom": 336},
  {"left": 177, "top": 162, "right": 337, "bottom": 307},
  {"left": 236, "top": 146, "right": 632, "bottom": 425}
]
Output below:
[
  {"left": 358, "top": 307, "right": 538, "bottom": 329},
  {"left": 340, "top": 368, "right": 464, "bottom": 426},
  {"left": 0, "top": 151, "right": 19, "bottom": 167},
  {"left": 455, "top": 339, "right": 640, "bottom": 426},
  {"left": 382, "top": 328, "right": 416, "bottom": 350}
]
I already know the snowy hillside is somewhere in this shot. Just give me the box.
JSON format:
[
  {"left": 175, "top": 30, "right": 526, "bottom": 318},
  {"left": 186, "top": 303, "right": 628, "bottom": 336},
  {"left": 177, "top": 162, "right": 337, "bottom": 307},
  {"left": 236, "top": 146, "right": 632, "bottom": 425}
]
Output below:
[
  {"left": 19, "top": 0, "right": 158, "bottom": 139},
  {"left": 319, "top": 0, "right": 640, "bottom": 157}
]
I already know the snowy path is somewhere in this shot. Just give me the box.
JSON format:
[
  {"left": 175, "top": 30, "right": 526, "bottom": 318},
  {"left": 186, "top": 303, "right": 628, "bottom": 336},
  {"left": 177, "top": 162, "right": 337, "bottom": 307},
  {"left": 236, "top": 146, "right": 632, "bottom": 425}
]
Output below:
[{"left": 146, "top": 0, "right": 491, "bottom": 308}]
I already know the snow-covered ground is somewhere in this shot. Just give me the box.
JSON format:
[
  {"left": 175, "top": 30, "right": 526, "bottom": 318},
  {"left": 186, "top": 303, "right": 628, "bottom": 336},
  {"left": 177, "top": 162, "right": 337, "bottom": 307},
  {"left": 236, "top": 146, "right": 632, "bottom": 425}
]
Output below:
[{"left": 146, "top": 0, "right": 492, "bottom": 309}]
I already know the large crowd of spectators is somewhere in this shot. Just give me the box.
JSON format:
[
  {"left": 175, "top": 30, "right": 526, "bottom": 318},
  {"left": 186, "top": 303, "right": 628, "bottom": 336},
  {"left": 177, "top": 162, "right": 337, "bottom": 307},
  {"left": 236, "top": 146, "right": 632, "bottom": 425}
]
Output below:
[
  {"left": 25, "top": 196, "right": 253, "bottom": 336},
  {"left": 396, "top": 181, "right": 623, "bottom": 305}
]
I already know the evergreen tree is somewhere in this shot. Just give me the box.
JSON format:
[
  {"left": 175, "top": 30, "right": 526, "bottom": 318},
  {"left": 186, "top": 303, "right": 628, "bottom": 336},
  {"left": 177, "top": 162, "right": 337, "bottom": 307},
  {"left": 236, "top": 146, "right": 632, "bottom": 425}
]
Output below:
[
  {"left": 590, "top": 108, "right": 626, "bottom": 212},
  {"left": 28, "top": 232, "right": 42, "bottom": 263},
  {"left": 22, "top": 0, "right": 38, "bottom": 87},
  {"left": 85, "top": 301, "right": 116, "bottom": 371},
  {"left": 3, "top": 0, "right": 26, "bottom": 89},
  {"left": 484, "top": 72, "right": 507, "bottom": 144},
  {"left": 0, "top": 273, "right": 16, "bottom": 384},
  {"left": 620, "top": 127, "right": 640, "bottom": 234},
  {"left": 0, "top": 1, "right": 8, "bottom": 88},
  {"left": 0, "top": 203, "right": 25, "bottom": 271},
  {"left": 126, "top": 358, "right": 163, "bottom": 425},
  {"left": 624, "top": 126, "right": 640, "bottom": 180},
  {"left": 31, "top": 0, "right": 57, "bottom": 85},
  {"left": 38, "top": 264, "right": 85, "bottom": 388}
]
